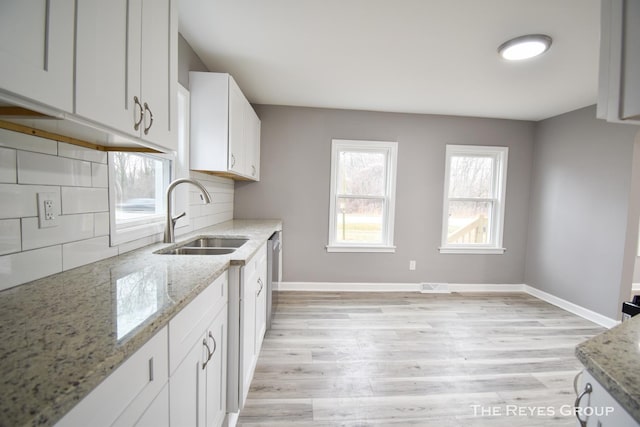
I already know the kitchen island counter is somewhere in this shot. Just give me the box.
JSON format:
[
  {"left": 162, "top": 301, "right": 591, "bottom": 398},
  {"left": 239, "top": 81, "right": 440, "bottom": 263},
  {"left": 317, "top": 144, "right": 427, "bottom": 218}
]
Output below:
[
  {"left": 576, "top": 314, "right": 640, "bottom": 424},
  {"left": 0, "top": 219, "right": 281, "bottom": 427}
]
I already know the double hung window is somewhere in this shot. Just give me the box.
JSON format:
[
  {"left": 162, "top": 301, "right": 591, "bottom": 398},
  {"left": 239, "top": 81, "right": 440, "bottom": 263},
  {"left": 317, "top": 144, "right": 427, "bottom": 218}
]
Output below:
[
  {"left": 327, "top": 139, "right": 398, "bottom": 252},
  {"left": 440, "top": 145, "right": 508, "bottom": 254}
]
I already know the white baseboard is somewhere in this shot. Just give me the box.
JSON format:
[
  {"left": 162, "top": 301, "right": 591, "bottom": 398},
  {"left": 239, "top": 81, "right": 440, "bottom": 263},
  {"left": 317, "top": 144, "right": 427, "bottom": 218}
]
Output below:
[
  {"left": 276, "top": 281, "right": 619, "bottom": 328},
  {"left": 276, "top": 282, "right": 421, "bottom": 292},
  {"left": 523, "top": 285, "right": 619, "bottom": 329},
  {"left": 277, "top": 282, "right": 525, "bottom": 293}
]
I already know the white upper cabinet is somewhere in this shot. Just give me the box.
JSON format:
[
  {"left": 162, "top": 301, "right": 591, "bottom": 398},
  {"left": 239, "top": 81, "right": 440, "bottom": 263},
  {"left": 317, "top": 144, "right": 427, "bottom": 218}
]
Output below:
[
  {"left": 189, "top": 72, "right": 261, "bottom": 181},
  {"left": 0, "top": 0, "right": 75, "bottom": 112},
  {"left": 76, "top": 0, "right": 178, "bottom": 152},
  {"left": 598, "top": 0, "right": 640, "bottom": 124}
]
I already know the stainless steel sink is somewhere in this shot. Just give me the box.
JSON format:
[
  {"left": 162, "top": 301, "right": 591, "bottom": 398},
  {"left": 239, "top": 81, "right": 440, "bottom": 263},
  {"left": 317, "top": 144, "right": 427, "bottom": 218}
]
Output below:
[
  {"left": 154, "top": 235, "right": 249, "bottom": 255},
  {"left": 160, "top": 247, "right": 236, "bottom": 255},
  {"left": 183, "top": 237, "right": 248, "bottom": 248}
]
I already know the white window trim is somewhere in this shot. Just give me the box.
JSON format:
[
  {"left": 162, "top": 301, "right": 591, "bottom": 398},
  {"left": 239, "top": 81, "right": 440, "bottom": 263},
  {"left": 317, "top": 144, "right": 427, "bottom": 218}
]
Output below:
[
  {"left": 439, "top": 145, "right": 508, "bottom": 255},
  {"left": 326, "top": 139, "right": 398, "bottom": 253},
  {"left": 108, "top": 151, "right": 175, "bottom": 246}
]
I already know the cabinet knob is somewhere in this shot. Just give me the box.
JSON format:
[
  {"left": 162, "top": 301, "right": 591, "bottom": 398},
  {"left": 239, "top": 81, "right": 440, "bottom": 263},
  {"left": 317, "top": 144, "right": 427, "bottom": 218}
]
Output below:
[
  {"left": 133, "top": 96, "right": 144, "bottom": 131},
  {"left": 143, "top": 102, "right": 154, "bottom": 135}
]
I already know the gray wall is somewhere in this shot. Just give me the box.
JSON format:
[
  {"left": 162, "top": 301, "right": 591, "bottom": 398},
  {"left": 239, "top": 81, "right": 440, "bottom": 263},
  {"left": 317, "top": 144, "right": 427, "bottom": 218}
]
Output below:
[
  {"left": 235, "top": 105, "right": 535, "bottom": 284},
  {"left": 178, "top": 33, "right": 208, "bottom": 88},
  {"left": 524, "top": 106, "right": 639, "bottom": 320}
]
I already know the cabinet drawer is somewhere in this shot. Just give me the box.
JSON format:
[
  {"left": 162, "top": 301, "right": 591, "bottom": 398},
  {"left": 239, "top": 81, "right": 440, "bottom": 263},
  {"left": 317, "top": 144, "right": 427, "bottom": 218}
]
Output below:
[
  {"left": 244, "top": 244, "right": 267, "bottom": 280},
  {"left": 56, "top": 327, "right": 168, "bottom": 427},
  {"left": 169, "top": 271, "right": 228, "bottom": 374}
]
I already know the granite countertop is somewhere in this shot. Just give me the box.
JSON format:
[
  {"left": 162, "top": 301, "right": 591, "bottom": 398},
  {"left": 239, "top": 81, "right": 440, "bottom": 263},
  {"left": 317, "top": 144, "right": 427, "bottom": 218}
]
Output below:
[
  {"left": 0, "top": 219, "right": 281, "bottom": 427},
  {"left": 575, "top": 314, "right": 640, "bottom": 423}
]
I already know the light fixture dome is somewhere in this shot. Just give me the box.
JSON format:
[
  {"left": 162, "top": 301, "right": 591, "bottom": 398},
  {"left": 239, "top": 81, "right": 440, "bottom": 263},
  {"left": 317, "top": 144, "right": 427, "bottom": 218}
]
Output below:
[{"left": 498, "top": 34, "right": 552, "bottom": 61}]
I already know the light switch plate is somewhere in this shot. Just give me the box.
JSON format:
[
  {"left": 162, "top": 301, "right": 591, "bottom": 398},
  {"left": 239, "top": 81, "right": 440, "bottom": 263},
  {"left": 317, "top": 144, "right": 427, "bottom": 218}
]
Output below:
[{"left": 37, "top": 192, "right": 59, "bottom": 228}]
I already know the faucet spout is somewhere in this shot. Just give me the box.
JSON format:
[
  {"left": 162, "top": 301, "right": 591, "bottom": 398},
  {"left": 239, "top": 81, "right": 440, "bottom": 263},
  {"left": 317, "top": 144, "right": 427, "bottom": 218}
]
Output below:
[{"left": 164, "top": 178, "right": 212, "bottom": 243}]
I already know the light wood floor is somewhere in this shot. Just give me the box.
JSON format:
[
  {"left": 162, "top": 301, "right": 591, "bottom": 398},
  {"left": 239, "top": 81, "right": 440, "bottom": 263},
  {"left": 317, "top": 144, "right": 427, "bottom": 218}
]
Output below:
[{"left": 237, "top": 292, "right": 605, "bottom": 426}]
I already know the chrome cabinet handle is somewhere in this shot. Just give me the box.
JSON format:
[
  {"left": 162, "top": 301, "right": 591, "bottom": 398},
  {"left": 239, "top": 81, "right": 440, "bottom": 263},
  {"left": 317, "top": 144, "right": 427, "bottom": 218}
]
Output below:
[
  {"left": 202, "top": 338, "right": 212, "bottom": 370},
  {"left": 231, "top": 154, "right": 236, "bottom": 168},
  {"left": 252, "top": 165, "right": 256, "bottom": 176},
  {"left": 574, "top": 382, "right": 592, "bottom": 427},
  {"left": 208, "top": 331, "right": 217, "bottom": 359},
  {"left": 256, "top": 278, "right": 264, "bottom": 296},
  {"left": 133, "top": 96, "right": 144, "bottom": 131},
  {"left": 143, "top": 102, "right": 154, "bottom": 135}
]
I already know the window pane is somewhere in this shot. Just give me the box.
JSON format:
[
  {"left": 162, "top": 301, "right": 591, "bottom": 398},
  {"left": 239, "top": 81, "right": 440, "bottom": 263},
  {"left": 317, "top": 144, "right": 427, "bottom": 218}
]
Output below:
[
  {"left": 338, "top": 151, "right": 386, "bottom": 196},
  {"left": 112, "top": 153, "right": 164, "bottom": 223},
  {"left": 335, "top": 197, "right": 383, "bottom": 243},
  {"left": 449, "top": 156, "right": 494, "bottom": 198},
  {"left": 447, "top": 201, "right": 491, "bottom": 244}
]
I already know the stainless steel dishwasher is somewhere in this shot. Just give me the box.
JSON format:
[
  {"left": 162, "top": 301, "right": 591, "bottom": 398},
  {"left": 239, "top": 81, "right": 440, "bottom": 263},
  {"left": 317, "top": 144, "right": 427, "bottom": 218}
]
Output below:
[{"left": 266, "top": 231, "right": 281, "bottom": 330}]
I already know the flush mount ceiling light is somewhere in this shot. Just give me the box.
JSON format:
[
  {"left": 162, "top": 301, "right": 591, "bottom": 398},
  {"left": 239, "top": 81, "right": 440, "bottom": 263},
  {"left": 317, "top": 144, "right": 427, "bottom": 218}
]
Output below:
[{"left": 498, "top": 34, "right": 552, "bottom": 61}]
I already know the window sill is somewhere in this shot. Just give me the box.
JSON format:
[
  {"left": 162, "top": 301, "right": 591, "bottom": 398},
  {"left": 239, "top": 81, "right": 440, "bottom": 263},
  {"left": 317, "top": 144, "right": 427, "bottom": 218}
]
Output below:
[
  {"left": 438, "top": 247, "right": 506, "bottom": 255},
  {"left": 326, "top": 245, "right": 396, "bottom": 253}
]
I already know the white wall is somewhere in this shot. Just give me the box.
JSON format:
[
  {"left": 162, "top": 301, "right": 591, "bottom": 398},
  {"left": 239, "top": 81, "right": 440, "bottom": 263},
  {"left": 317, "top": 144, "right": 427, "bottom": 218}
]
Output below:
[{"left": 0, "top": 129, "right": 233, "bottom": 291}]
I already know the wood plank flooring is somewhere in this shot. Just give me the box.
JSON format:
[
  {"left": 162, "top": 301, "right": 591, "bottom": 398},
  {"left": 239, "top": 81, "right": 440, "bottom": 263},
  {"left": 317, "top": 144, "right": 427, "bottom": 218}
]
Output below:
[{"left": 237, "top": 292, "right": 605, "bottom": 426}]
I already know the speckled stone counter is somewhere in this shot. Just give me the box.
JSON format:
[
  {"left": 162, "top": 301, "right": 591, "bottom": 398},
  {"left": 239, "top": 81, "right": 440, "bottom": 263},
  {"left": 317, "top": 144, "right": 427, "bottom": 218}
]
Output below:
[
  {"left": 576, "top": 315, "right": 640, "bottom": 423},
  {"left": 0, "top": 219, "right": 281, "bottom": 427}
]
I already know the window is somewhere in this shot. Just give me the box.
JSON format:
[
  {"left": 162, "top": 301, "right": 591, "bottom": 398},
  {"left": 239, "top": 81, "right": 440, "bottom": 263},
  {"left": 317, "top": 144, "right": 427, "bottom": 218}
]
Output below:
[
  {"left": 327, "top": 139, "right": 398, "bottom": 252},
  {"left": 108, "top": 151, "right": 172, "bottom": 245},
  {"left": 440, "top": 145, "right": 508, "bottom": 254}
]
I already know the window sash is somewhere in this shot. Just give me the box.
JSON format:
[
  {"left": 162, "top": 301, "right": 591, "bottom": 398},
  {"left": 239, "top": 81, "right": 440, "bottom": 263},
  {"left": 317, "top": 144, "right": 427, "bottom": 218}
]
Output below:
[
  {"left": 328, "top": 140, "right": 397, "bottom": 251},
  {"left": 441, "top": 145, "right": 507, "bottom": 253}
]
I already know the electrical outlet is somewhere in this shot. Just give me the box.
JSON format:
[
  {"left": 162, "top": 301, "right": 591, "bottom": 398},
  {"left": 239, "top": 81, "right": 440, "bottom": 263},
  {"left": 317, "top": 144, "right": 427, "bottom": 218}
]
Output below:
[
  {"left": 37, "top": 193, "right": 59, "bottom": 228},
  {"left": 409, "top": 260, "right": 416, "bottom": 270}
]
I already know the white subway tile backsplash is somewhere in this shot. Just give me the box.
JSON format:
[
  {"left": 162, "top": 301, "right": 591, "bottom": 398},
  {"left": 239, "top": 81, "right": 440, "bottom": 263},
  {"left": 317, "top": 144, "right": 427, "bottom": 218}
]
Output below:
[
  {"left": 117, "top": 234, "right": 162, "bottom": 255},
  {"left": 0, "top": 147, "right": 17, "bottom": 183},
  {"left": 58, "top": 142, "right": 108, "bottom": 164},
  {"left": 61, "top": 187, "right": 108, "bottom": 214},
  {"left": 0, "top": 246, "right": 62, "bottom": 291},
  {"left": 0, "top": 184, "right": 61, "bottom": 219},
  {"left": 91, "top": 163, "right": 108, "bottom": 188},
  {"left": 94, "top": 212, "right": 110, "bottom": 236},
  {"left": 18, "top": 151, "right": 92, "bottom": 187},
  {"left": 0, "top": 219, "right": 21, "bottom": 255},
  {"left": 63, "top": 236, "right": 117, "bottom": 270},
  {"left": 22, "top": 214, "right": 94, "bottom": 251},
  {"left": 0, "top": 128, "right": 57, "bottom": 155}
]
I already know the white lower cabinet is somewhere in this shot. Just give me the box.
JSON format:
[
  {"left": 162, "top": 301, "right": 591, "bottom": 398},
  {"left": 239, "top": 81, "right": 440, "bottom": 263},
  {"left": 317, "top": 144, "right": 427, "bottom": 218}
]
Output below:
[
  {"left": 228, "top": 244, "right": 268, "bottom": 414},
  {"left": 56, "top": 271, "right": 229, "bottom": 427},
  {"left": 169, "top": 271, "right": 228, "bottom": 427},
  {"left": 56, "top": 327, "right": 169, "bottom": 427},
  {"left": 576, "top": 370, "right": 639, "bottom": 426}
]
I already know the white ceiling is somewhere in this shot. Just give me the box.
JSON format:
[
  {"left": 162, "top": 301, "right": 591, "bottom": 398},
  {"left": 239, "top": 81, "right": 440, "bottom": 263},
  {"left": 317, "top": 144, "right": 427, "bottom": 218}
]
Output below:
[{"left": 179, "top": 0, "right": 601, "bottom": 121}]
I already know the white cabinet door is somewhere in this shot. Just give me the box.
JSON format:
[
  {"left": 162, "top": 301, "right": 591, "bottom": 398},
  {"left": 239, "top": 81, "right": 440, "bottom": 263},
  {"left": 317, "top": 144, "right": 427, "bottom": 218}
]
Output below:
[
  {"left": 134, "top": 384, "right": 169, "bottom": 427},
  {"left": 240, "top": 268, "right": 257, "bottom": 404},
  {"left": 170, "top": 333, "right": 207, "bottom": 427},
  {"left": 228, "top": 77, "right": 246, "bottom": 175},
  {"left": 576, "top": 370, "right": 639, "bottom": 427},
  {"left": 75, "top": 0, "right": 140, "bottom": 137},
  {"left": 139, "top": 0, "right": 177, "bottom": 151},
  {"left": 205, "top": 306, "right": 228, "bottom": 427},
  {"left": 75, "top": 0, "right": 177, "bottom": 151},
  {"left": 245, "top": 103, "right": 261, "bottom": 180},
  {"left": 0, "top": 0, "right": 74, "bottom": 112}
]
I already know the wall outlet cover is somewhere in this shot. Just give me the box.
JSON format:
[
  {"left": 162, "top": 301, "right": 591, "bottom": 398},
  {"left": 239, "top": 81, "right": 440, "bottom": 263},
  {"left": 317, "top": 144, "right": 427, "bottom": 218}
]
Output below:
[{"left": 37, "top": 192, "right": 59, "bottom": 229}]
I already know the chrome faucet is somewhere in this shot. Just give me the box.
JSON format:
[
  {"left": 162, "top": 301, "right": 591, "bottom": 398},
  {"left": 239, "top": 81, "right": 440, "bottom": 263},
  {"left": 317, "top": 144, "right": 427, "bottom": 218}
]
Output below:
[{"left": 164, "top": 178, "right": 212, "bottom": 243}]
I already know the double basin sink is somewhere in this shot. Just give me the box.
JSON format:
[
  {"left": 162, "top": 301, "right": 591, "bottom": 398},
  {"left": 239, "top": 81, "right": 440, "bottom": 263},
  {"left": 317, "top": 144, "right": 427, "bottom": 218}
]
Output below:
[{"left": 155, "top": 236, "right": 249, "bottom": 255}]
